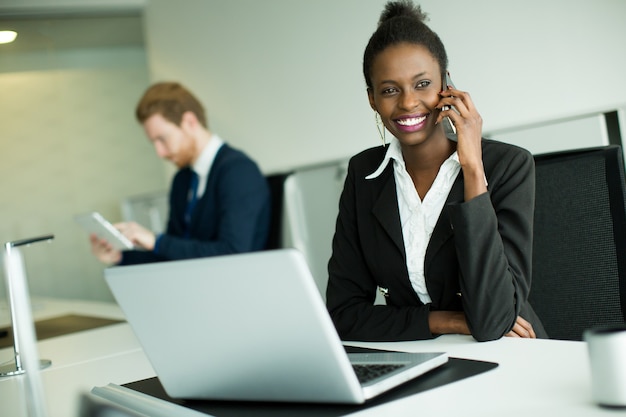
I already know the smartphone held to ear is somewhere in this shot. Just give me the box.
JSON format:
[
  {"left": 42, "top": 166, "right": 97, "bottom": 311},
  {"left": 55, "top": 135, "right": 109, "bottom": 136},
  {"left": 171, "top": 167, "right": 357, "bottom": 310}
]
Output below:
[{"left": 441, "top": 71, "right": 457, "bottom": 141}]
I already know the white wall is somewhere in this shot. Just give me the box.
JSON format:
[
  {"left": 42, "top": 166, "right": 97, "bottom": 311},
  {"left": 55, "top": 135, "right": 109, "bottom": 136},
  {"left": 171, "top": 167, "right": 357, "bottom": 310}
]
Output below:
[
  {"left": 7, "top": 0, "right": 624, "bottom": 171},
  {"left": 142, "top": 0, "right": 626, "bottom": 174},
  {"left": 0, "top": 46, "right": 164, "bottom": 302},
  {"left": 0, "top": 0, "right": 145, "bottom": 12}
]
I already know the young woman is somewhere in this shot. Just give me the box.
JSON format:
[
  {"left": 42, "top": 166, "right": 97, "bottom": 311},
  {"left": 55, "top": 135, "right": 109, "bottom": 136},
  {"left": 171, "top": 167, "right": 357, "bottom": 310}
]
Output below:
[{"left": 326, "top": 1, "right": 547, "bottom": 342}]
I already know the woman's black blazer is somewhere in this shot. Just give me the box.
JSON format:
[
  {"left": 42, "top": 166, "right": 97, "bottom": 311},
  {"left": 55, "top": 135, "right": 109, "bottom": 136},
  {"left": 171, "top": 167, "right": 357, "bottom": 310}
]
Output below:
[{"left": 326, "top": 139, "right": 547, "bottom": 342}]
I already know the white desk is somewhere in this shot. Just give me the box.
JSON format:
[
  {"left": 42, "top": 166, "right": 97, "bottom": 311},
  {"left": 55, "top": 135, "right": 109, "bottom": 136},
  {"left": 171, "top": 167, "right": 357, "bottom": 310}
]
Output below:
[
  {"left": 0, "top": 298, "right": 620, "bottom": 417},
  {"left": 0, "top": 298, "right": 156, "bottom": 417},
  {"left": 346, "top": 337, "right": 608, "bottom": 417}
]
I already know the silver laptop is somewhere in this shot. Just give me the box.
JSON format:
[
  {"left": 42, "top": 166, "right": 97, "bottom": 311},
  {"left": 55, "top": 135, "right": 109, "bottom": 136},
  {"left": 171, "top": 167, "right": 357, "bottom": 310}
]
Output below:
[{"left": 104, "top": 249, "right": 448, "bottom": 404}]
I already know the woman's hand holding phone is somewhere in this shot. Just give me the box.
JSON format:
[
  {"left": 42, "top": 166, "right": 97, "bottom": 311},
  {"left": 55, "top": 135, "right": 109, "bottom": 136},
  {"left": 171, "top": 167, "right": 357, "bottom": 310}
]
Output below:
[{"left": 438, "top": 72, "right": 486, "bottom": 201}]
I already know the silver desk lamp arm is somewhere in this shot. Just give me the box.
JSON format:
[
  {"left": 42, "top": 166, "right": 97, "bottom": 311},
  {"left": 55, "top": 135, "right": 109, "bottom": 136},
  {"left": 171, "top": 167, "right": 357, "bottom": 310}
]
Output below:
[{"left": 0, "top": 235, "right": 54, "bottom": 377}]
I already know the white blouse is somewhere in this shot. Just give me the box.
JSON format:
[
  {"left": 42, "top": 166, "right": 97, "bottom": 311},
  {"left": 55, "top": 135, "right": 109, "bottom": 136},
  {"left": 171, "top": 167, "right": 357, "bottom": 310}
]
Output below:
[{"left": 366, "top": 138, "right": 461, "bottom": 304}]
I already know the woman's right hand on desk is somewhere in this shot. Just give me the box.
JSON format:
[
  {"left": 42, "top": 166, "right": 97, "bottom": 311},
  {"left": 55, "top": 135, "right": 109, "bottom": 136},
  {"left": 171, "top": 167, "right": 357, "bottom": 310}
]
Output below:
[
  {"left": 89, "top": 234, "right": 122, "bottom": 265},
  {"left": 505, "top": 316, "right": 536, "bottom": 338}
]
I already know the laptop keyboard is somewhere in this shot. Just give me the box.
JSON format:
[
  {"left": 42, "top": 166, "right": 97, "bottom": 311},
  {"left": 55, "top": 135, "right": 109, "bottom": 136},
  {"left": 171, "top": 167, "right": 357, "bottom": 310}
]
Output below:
[{"left": 352, "top": 363, "right": 404, "bottom": 384}]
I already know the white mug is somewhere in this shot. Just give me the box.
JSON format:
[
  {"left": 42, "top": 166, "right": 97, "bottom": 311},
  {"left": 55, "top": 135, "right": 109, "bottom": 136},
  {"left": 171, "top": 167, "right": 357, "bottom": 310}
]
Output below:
[{"left": 584, "top": 325, "right": 626, "bottom": 408}]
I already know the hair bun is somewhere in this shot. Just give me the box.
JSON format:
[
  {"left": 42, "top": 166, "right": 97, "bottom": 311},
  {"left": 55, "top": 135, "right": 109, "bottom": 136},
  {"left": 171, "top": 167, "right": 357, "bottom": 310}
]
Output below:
[{"left": 378, "top": 0, "right": 428, "bottom": 26}]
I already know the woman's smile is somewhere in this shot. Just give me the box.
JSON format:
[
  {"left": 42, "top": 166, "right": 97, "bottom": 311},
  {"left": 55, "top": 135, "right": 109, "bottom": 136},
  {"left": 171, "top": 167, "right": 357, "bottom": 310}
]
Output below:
[{"left": 394, "top": 113, "right": 429, "bottom": 132}]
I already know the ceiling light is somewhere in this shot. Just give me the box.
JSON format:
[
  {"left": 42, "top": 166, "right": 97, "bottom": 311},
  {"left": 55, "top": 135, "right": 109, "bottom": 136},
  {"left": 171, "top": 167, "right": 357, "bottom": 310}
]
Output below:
[{"left": 0, "top": 31, "right": 18, "bottom": 44}]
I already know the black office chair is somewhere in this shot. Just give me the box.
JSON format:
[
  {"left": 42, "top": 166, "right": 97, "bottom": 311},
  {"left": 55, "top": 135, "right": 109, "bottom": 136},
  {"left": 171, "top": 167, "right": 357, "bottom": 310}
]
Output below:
[
  {"left": 530, "top": 145, "right": 626, "bottom": 341},
  {"left": 264, "top": 172, "right": 292, "bottom": 250}
]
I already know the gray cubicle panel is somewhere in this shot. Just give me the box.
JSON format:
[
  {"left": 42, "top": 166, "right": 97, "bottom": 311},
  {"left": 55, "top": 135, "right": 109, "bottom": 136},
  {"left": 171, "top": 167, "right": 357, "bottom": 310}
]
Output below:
[
  {"left": 486, "top": 112, "right": 611, "bottom": 155},
  {"left": 282, "top": 160, "right": 348, "bottom": 300}
]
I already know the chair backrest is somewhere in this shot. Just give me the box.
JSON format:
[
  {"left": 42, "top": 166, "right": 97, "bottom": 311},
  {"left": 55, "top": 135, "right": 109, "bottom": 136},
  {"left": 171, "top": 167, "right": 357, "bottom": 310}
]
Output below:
[
  {"left": 264, "top": 172, "right": 292, "bottom": 250},
  {"left": 530, "top": 145, "right": 626, "bottom": 340},
  {"left": 282, "top": 160, "right": 348, "bottom": 299}
]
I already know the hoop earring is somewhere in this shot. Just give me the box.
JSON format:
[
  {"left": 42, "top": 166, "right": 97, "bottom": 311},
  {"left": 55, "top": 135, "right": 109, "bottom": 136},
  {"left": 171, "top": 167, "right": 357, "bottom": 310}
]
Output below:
[{"left": 375, "top": 112, "right": 386, "bottom": 147}]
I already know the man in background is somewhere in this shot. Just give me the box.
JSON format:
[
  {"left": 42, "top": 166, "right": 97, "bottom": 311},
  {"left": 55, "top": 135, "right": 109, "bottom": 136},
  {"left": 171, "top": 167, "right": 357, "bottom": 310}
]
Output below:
[{"left": 90, "top": 81, "right": 270, "bottom": 265}]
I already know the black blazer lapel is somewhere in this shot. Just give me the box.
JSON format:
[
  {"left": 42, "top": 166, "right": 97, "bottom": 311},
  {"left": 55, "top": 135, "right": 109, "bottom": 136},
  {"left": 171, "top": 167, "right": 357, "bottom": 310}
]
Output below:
[
  {"left": 371, "top": 167, "right": 405, "bottom": 257},
  {"left": 425, "top": 173, "right": 464, "bottom": 266}
]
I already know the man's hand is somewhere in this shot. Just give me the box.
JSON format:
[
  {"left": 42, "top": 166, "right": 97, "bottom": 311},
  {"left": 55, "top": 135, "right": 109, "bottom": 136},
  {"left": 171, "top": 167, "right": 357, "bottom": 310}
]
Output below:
[
  {"left": 89, "top": 234, "right": 122, "bottom": 265},
  {"left": 114, "top": 221, "right": 156, "bottom": 251}
]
